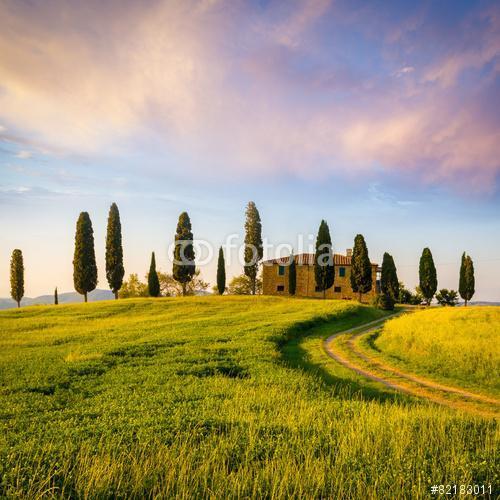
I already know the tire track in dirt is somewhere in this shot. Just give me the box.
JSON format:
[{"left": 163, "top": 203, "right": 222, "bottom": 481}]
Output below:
[{"left": 323, "top": 316, "right": 499, "bottom": 418}]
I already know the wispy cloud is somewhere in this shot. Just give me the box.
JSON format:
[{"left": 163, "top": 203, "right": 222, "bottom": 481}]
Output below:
[
  {"left": 393, "top": 66, "right": 415, "bottom": 77},
  {"left": 15, "top": 150, "right": 32, "bottom": 159},
  {"left": 0, "top": 185, "right": 67, "bottom": 204}
]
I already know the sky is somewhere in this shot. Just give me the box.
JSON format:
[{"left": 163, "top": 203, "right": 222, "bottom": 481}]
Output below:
[{"left": 1, "top": 0, "right": 499, "bottom": 300}]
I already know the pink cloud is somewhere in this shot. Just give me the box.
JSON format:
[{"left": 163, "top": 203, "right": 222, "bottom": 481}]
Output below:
[{"left": 0, "top": 0, "right": 499, "bottom": 193}]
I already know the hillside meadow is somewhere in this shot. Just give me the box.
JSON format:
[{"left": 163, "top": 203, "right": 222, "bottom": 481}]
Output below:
[
  {"left": 376, "top": 307, "right": 500, "bottom": 397},
  {"left": 0, "top": 297, "right": 498, "bottom": 498}
]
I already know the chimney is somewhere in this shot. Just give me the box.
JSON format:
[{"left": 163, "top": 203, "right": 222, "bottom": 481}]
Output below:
[{"left": 346, "top": 248, "right": 353, "bottom": 257}]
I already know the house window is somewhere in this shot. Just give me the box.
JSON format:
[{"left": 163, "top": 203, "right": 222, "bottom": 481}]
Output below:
[
  {"left": 278, "top": 265, "right": 285, "bottom": 276},
  {"left": 334, "top": 286, "right": 341, "bottom": 293},
  {"left": 315, "top": 286, "right": 322, "bottom": 292},
  {"left": 339, "top": 267, "right": 346, "bottom": 277},
  {"left": 277, "top": 285, "right": 285, "bottom": 292}
]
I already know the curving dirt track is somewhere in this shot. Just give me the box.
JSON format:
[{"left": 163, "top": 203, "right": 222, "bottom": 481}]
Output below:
[{"left": 324, "top": 315, "right": 499, "bottom": 418}]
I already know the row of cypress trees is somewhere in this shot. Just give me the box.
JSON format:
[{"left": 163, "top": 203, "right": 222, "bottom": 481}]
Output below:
[
  {"left": 8, "top": 201, "right": 259, "bottom": 304},
  {"left": 73, "top": 204, "right": 125, "bottom": 302},
  {"left": 416, "top": 248, "right": 475, "bottom": 306},
  {"left": 379, "top": 248, "right": 475, "bottom": 307},
  {"left": 312, "top": 221, "right": 373, "bottom": 300},
  {"left": 281, "top": 220, "right": 475, "bottom": 307},
  {"left": 73, "top": 206, "right": 198, "bottom": 301},
  {"left": 7, "top": 200, "right": 476, "bottom": 306}
]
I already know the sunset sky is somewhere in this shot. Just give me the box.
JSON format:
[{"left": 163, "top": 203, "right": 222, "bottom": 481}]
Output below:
[{"left": 1, "top": 0, "right": 499, "bottom": 300}]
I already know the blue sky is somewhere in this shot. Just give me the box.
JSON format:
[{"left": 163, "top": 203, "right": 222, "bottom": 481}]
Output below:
[{"left": 1, "top": 0, "right": 499, "bottom": 299}]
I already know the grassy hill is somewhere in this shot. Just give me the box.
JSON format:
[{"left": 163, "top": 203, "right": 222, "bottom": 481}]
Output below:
[
  {"left": 0, "top": 297, "right": 497, "bottom": 498},
  {"left": 375, "top": 307, "right": 500, "bottom": 396}
]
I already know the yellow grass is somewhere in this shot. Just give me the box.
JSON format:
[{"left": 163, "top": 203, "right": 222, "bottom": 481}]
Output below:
[{"left": 376, "top": 307, "right": 500, "bottom": 395}]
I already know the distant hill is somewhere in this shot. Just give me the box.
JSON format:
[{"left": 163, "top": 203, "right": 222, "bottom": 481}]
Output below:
[
  {"left": 0, "top": 289, "right": 114, "bottom": 310},
  {"left": 459, "top": 301, "right": 500, "bottom": 307},
  {"left": 474, "top": 301, "right": 500, "bottom": 306}
]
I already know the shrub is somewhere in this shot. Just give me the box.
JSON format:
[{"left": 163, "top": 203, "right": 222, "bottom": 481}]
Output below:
[
  {"left": 376, "top": 293, "right": 395, "bottom": 310},
  {"left": 435, "top": 289, "right": 459, "bottom": 307}
]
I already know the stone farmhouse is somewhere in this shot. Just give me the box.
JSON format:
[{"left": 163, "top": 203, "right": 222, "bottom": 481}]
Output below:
[{"left": 262, "top": 251, "right": 380, "bottom": 300}]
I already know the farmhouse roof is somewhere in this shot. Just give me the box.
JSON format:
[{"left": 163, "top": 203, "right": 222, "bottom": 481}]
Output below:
[{"left": 263, "top": 253, "right": 378, "bottom": 266}]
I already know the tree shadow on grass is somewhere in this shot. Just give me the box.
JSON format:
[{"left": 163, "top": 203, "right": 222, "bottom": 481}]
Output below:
[{"left": 277, "top": 313, "right": 415, "bottom": 405}]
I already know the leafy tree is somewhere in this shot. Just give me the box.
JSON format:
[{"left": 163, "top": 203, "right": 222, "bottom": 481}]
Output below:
[
  {"left": 436, "top": 289, "right": 459, "bottom": 307},
  {"left": 398, "top": 283, "right": 412, "bottom": 304},
  {"left": 73, "top": 212, "right": 97, "bottom": 302},
  {"left": 158, "top": 270, "right": 208, "bottom": 297},
  {"left": 314, "top": 220, "right": 334, "bottom": 299},
  {"left": 459, "top": 252, "right": 475, "bottom": 306},
  {"left": 398, "top": 282, "right": 423, "bottom": 305},
  {"left": 148, "top": 252, "right": 160, "bottom": 297},
  {"left": 105, "top": 202, "right": 124, "bottom": 299},
  {"left": 216, "top": 246, "right": 226, "bottom": 295},
  {"left": 228, "top": 274, "right": 262, "bottom": 295},
  {"left": 54, "top": 287, "right": 58, "bottom": 305},
  {"left": 10, "top": 249, "right": 24, "bottom": 308},
  {"left": 118, "top": 274, "right": 148, "bottom": 298},
  {"left": 380, "top": 252, "right": 399, "bottom": 301},
  {"left": 288, "top": 253, "right": 296, "bottom": 296},
  {"left": 419, "top": 247, "right": 437, "bottom": 305},
  {"left": 173, "top": 212, "right": 195, "bottom": 296},
  {"left": 413, "top": 286, "right": 425, "bottom": 305},
  {"left": 244, "top": 201, "right": 263, "bottom": 295},
  {"left": 350, "top": 234, "right": 372, "bottom": 302}
]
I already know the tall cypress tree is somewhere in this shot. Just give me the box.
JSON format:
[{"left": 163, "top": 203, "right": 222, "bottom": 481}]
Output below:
[
  {"left": 148, "top": 251, "right": 160, "bottom": 297},
  {"left": 314, "top": 220, "right": 334, "bottom": 299},
  {"left": 419, "top": 247, "right": 437, "bottom": 305},
  {"left": 380, "top": 252, "right": 399, "bottom": 301},
  {"left": 106, "top": 202, "right": 124, "bottom": 299},
  {"left": 54, "top": 287, "right": 58, "bottom": 305},
  {"left": 350, "top": 234, "right": 372, "bottom": 302},
  {"left": 10, "top": 249, "right": 24, "bottom": 308},
  {"left": 289, "top": 253, "right": 297, "bottom": 296},
  {"left": 73, "top": 212, "right": 97, "bottom": 302},
  {"left": 244, "top": 201, "right": 263, "bottom": 295},
  {"left": 459, "top": 252, "right": 475, "bottom": 306},
  {"left": 173, "top": 212, "right": 196, "bottom": 296},
  {"left": 216, "top": 246, "right": 226, "bottom": 295}
]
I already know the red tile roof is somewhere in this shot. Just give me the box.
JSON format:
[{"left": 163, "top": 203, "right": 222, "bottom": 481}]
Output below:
[{"left": 263, "top": 253, "right": 377, "bottom": 266}]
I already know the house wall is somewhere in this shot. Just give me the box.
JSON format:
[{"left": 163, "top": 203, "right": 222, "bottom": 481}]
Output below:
[{"left": 262, "top": 263, "right": 378, "bottom": 300}]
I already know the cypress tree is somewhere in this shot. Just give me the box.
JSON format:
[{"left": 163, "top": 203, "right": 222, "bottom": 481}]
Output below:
[
  {"left": 244, "top": 201, "right": 263, "bottom": 295},
  {"left": 216, "top": 246, "right": 226, "bottom": 295},
  {"left": 105, "top": 202, "right": 124, "bottom": 299},
  {"left": 419, "top": 247, "right": 437, "bottom": 305},
  {"left": 459, "top": 252, "right": 475, "bottom": 306},
  {"left": 350, "top": 234, "right": 372, "bottom": 302},
  {"left": 314, "top": 220, "right": 334, "bottom": 299},
  {"left": 380, "top": 252, "right": 399, "bottom": 301},
  {"left": 289, "top": 253, "right": 297, "bottom": 296},
  {"left": 73, "top": 212, "right": 97, "bottom": 302},
  {"left": 10, "top": 249, "right": 24, "bottom": 308},
  {"left": 148, "top": 252, "right": 160, "bottom": 297},
  {"left": 172, "top": 212, "right": 196, "bottom": 296},
  {"left": 54, "top": 287, "right": 58, "bottom": 305}
]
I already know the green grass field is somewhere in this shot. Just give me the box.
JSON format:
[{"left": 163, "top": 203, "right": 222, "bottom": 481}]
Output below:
[
  {"left": 375, "top": 307, "right": 500, "bottom": 396},
  {"left": 0, "top": 297, "right": 498, "bottom": 498}
]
